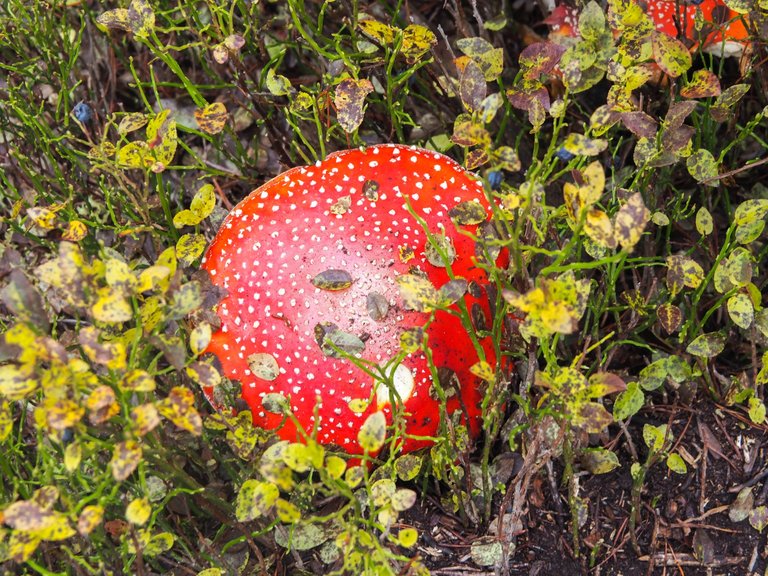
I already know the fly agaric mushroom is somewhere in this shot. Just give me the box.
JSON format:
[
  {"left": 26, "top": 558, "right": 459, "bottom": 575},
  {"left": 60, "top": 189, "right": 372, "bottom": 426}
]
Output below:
[
  {"left": 547, "top": 0, "right": 750, "bottom": 57},
  {"left": 201, "top": 144, "right": 506, "bottom": 456}
]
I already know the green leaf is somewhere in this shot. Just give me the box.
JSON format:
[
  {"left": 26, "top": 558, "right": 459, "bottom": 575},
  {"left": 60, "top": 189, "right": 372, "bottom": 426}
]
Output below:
[
  {"left": 358, "top": 410, "right": 387, "bottom": 452},
  {"left": 613, "top": 382, "right": 645, "bottom": 422},
  {"left": 642, "top": 423, "right": 668, "bottom": 453},
  {"left": 686, "top": 332, "right": 726, "bottom": 358},
  {"left": 666, "top": 453, "right": 687, "bottom": 474},
  {"left": 749, "top": 397, "right": 766, "bottom": 424}
]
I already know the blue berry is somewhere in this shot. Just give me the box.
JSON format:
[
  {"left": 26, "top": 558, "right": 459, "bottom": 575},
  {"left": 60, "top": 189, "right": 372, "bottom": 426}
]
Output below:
[
  {"left": 73, "top": 101, "right": 93, "bottom": 123},
  {"left": 487, "top": 171, "right": 503, "bottom": 190},
  {"left": 555, "top": 147, "right": 575, "bottom": 161}
]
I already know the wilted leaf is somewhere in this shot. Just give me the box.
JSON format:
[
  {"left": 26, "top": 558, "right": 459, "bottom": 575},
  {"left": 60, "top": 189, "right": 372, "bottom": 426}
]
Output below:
[
  {"left": 652, "top": 31, "right": 691, "bottom": 77},
  {"left": 186, "top": 361, "right": 222, "bottom": 388},
  {"left": 562, "top": 133, "right": 608, "bottom": 156},
  {"left": 614, "top": 192, "right": 649, "bottom": 251},
  {"left": 248, "top": 353, "right": 280, "bottom": 381},
  {"left": 471, "top": 537, "right": 503, "bottom": 567},
  {"left": 357, "top": 19, "right": 396, "bottom": 45},
  {"left": 580, "top": 447, "right": 620, "bottom": 474},
  {"left": 157, "top": 386, "right": 202, "bottom": 435},
  {"left": 311, "top": 269, "right": 353, "bottom": 291},
  {"left": 111, "top": 440, "right": 142, "bottom": 481},
  {"left": 657, "top": 303, "right": 682, "bottom": 333},
  {"left": 449, "top": 201, "right": 487, "bottom": 225},
  {"left": 680, "top": 69, "right": 721, "bottom": 99},
  {"left": 334, "top": 78, "right": 374, "bottom": 133}
]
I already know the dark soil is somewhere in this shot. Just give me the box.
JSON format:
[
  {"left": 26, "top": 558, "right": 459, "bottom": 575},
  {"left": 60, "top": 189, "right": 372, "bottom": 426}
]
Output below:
[{"left": 398, "top": 400, "right": 768, "bottom": 576}]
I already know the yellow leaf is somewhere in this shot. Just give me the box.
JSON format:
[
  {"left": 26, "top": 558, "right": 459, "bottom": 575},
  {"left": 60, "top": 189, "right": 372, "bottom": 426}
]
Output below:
[
  {"left": 131, "top": 403, "right": 161, "bottom": 436},
  {"left": 400, "top": 24, "right": 436, "bottom": 61},
  {"left": 77, "top": 505, "right": 104, "bottom": 536},
  {"left": 8, "top": 531, "right": 41, "bottom": 562},
  {"left": 125, "top": 497, "right": 151, "bottom": 526},
  {"left": 117, "top": 112, "right": 149, "bottom": 134},
  {"left": 613, "top": 192, "right": 649, "bottom": 251},
  {"left": 62, "top": 220, "right": 88, "bottom": 241},
  {"left": 0, "top": 364, "right": 38, "bottom": 400},
  {"left": 64, "top": 442, "right": 82, "bottom": 472},
  {"left": 176, "top": 233, "right": 207, "bottom": 265},
  {"left": 106, "top": 258, "right": 138, "bottom": 292},
  {"left": 584, "top": 209, "right": 616, "bottom": 248},
  {"left": 111, "top": 439, "right": 143, "bottom": 481},
  {"left": 358, "top": 18, "right": 396, "bottom": 45},
  {"left": 470, "top": 361, "right": 495, "bottom": 382},
  {"left": 146, "top": 109, "right": 177, "bottom": 168},
  {"left": 194, "top": 102, "right": 229, "bottom": 134},
  {"left": 136, "top": 264, "right": 171, "bottom": 292},
  {"left": 157, "top": 386, "right": 202, "bottom": 435},
  {"left": 121, "top": 369, "right": 157, "bottom": 391},
  {"left": 189, "top": 323, "right": 212, "bottom": 356},
  {"left": 0, "top": 400, "right": 12, "bottom": 441},
  {"left": 91, "top": 287, "right": 133, "bottom": 323},
  {"left": 117, "top": 141, "right": 152, "bottom": 168}
]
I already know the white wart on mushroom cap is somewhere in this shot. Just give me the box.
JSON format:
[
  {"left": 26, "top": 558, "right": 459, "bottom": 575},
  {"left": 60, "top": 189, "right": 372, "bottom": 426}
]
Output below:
[{"left": 202, "top": 144, "right": 506, "bottom": 454}]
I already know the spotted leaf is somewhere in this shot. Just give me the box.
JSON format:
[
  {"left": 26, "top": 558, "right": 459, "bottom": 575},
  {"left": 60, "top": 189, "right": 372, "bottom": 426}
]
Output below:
[
  {"left": 334, "top": 78, "right": 373, "bottom": 133},
  {"left": 194, "top": 102, "right": 229, "bottom": 134},
  {"left": 396, "top": 274, "right": 438, "bottom": 312},
  {"left": 358, "top": 410, "right": 387, "bottom": 452}
]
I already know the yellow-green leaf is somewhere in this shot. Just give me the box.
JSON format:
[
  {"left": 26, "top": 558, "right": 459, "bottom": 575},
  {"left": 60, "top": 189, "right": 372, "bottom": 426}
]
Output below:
[
  {"left": 727, "top": 292, "right": 754, "bottom": 329},
  {"left": 396, "top": 274, "right": 438, "bottom": 312},
  {"left": 127, "top": 0, "right": 155, "bottom": 37},
  {"left": 686, "top": 149, "right": 719, "bottom": 186},
  {"left": 652, "top": 31, "right": 692, "bottom": 78},
  {"left": 666, "top": 452, "right": 687, "bottom": 474},
  {"left": 265, "top": 68, "right": 292, "bottom": 96},
  {"left": 469, "top": 361, "right": 495, "bottom": 382},
  {"left": 146, "top": 109, "right": 177, "bottom": 168},
  {"left": 235, "top": 479, "right": 279, "bottom": 522},
  {"left": 130, "top": 403, "right": 161, "bottom": 436},
  {"left": 686, "top": 332, "right": 726, "bottom": 358},
  {"left": 358, "top": 410, "right": 387, "bottom": 452}
]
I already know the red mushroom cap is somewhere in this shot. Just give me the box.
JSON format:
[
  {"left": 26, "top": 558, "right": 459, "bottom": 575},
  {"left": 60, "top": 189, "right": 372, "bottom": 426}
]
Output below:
[{"left": 201, "top": 144, "right": 506, "bottom": 456}]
